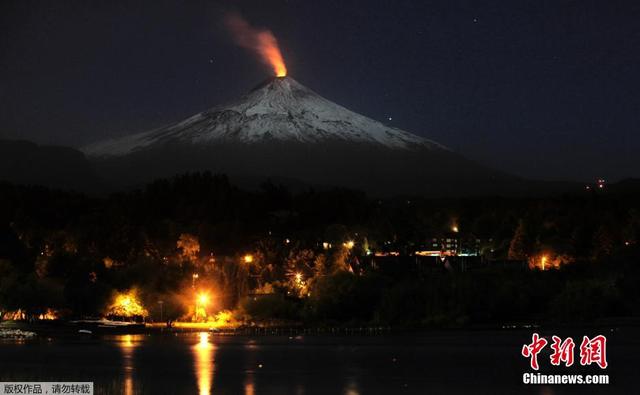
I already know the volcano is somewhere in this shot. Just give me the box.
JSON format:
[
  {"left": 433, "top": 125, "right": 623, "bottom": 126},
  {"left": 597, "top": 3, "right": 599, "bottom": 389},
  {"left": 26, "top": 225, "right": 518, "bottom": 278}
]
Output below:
[
  {"left": 84, "top": 77, "right": 445, "bottom": 155},
  {"left": 82, "top": 77, "right": 552, "bottom": 196}
]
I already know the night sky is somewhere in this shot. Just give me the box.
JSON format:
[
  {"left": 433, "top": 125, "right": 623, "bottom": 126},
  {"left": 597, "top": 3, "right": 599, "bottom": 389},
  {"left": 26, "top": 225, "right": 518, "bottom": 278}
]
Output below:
[{"left": 1, "top": 0, "right": 638, "bottom": 182}]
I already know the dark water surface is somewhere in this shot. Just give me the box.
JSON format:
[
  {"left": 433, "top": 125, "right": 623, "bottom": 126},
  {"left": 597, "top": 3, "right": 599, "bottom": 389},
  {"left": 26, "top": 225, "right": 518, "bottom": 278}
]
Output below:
[{"left": 1, "top": 328, "right": 638, "bottom": 394}]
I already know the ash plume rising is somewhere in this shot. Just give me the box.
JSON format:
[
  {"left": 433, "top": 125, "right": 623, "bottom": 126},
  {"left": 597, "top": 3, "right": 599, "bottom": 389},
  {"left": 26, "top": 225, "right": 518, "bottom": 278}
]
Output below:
[{"left": 224, "top": 12, "right": 287, "bottom": 77}]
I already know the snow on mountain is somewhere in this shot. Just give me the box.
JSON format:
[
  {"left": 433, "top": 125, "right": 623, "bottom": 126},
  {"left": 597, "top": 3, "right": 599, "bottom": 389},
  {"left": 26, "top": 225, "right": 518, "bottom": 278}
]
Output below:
[{"left": 82, "top": 76, "right": 446, "bottom": 157}]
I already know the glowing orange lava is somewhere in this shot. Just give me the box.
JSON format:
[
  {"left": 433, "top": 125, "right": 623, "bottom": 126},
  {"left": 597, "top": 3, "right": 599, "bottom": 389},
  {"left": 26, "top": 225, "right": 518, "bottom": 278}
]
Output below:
[{"left": 225, "top": 13, "right": 287, "bottom": 77}]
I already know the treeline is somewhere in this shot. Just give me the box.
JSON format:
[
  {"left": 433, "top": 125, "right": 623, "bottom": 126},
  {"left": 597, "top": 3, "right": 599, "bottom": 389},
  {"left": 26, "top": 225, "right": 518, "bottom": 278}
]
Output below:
[
  {"left": 0, "top": 173, "right": 639, "bottom": 325},
  {"left": 243, "top": 253, "right": 640, "bottom": 327}
]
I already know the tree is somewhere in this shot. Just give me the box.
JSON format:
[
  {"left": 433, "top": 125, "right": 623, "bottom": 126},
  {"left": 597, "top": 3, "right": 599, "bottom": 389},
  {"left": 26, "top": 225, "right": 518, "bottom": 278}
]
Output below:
[
  {"left": 592, "top": 224, "right": 615, "bottom": 259},
  {"left": 508, "top": 219, "right": 531, "bottom": 260},
  {"left": 177, "top": 233, "right": 200, "bottom": 263}
]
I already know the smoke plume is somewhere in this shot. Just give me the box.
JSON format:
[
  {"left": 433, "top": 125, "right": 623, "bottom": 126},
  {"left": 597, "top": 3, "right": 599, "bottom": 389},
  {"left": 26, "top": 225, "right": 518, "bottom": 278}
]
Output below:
[{"left": 225, "top": 13, "right": 287, "bottom": 77}]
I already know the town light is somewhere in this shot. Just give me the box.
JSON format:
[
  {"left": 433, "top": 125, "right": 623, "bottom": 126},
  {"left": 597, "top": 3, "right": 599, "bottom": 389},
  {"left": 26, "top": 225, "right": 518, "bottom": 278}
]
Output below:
[
  {"left": 197, "top": 293, "right": 209, "bottom": 307},
  {"left": 243, "top": 254, "right": 254, "bottom": 263},
  {"left": 107, "top": 290, "right": 148, "bottom": 317},
  {"left": 192, "top": 273, "right": 199, "bottom": 289},
  {"left": 193, "top": 291, "right": 211, "bottom": 322}
]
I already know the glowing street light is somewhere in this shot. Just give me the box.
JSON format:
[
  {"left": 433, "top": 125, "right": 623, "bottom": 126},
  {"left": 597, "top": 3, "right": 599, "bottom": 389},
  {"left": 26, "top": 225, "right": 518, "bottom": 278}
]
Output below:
[
  {"left": 194, "top": 291, "right": 210, "bottom": 322},
  {"left": 192, "top": 273, "right": 199, "bottom": 289},
  {"left": 243, "top": 254, "right": 254, "bottom": 263},
  {"left": 197, "top": 293, "right": 209, "bottom": 307},
  {"left": 157, "top": 300, "right": 164, "bottom": 322}
]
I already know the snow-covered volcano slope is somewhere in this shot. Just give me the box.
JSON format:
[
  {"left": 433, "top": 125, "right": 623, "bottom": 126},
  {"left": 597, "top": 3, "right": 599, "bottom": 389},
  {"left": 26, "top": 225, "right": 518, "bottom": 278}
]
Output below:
[
  {"left": 81, "top": 76, "right": 572, "bottom": 197},
  {"left": 83, "top": 76, "right": 445, "bottom": 157}
]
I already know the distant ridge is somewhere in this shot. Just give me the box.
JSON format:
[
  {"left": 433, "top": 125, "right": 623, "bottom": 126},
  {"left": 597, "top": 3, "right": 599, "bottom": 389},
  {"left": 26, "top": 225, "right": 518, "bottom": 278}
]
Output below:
[{"left": 0, "top": 139, "right": 101, "bottom": 192}]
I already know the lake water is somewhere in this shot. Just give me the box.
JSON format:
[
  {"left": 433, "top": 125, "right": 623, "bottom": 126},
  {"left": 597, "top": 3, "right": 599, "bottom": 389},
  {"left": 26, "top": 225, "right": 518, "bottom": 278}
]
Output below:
[{"left": 0, "top": 328, "right": 637, "bottom": 394}]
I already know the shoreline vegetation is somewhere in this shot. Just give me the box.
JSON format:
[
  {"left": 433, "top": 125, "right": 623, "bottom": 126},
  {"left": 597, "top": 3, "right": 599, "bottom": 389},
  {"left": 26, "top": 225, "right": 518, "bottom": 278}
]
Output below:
[
  {"left": 2, "top": 318, "right": 639, "bottom": 340},
  {"left": 1, "top": 173, "right": 639, "bottom": 331}
]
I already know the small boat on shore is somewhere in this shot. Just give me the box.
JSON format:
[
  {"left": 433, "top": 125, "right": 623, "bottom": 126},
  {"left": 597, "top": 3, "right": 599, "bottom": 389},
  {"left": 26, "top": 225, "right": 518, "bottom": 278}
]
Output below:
[
  {"left": 0, "top": 328, "right": 37, "bottom": 339},
  {"left": 70, "top": 317, "right": 146, "bottom": 333}
]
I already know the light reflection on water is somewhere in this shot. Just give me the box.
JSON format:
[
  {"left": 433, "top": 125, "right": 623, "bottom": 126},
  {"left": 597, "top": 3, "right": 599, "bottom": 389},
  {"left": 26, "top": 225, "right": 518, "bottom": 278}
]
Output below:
[
  {"left": 539, "top": 386, "right": 556, "bottom": 395},
  {"left": 2, "top": 331, "right": 631, "bottom": 395},
  {"left": 344, "top": 378, "right": 361, "bottom": 395},
  {"left": 244, "top": 375, "right": 255, "bottom": 395},
  {"left": 243, "top": 338, "right": 257, "bottom": 395},
  {"left": 115, "top": 334, "right": 144, "bottom": 395},
  {"left": 193, "top": 332, "right": 215, "bottom": 395}
]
